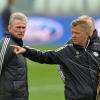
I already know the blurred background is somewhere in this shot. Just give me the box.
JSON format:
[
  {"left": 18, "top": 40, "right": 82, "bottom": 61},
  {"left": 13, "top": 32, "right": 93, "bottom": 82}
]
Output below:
[{"left": 0, "top": 0, "right": 100, "bottom": 100}]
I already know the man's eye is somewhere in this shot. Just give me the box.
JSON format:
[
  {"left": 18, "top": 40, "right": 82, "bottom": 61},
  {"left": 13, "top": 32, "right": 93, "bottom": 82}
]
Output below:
[
  {"left": 16, "top": 27, "right": 21, "bottom": 28},
  {"left": 17, "top": 27, "right": 25, "bottom": 29}
]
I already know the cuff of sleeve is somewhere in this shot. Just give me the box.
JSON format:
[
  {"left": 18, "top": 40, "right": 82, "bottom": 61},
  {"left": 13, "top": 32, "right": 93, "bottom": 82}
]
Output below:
[{"left": 23, "top": 46, "right": 30, "bottom": 57}]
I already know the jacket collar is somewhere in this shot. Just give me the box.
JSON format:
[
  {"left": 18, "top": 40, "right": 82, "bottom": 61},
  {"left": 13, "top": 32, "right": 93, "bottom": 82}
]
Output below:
[
  {"left": 73, "top": 38, "right": 90, "bottom": 51},
  {"left": 89, "top": 29, "right": 98, "bottom": 44},
  {"left": 6, "top": 32, "right": 23, "bottom": 46}
]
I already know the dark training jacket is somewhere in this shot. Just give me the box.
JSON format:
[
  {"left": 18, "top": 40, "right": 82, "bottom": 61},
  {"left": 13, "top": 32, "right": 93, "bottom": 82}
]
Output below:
[
  {"left": 59, "top": 31, "right": 100, "bottom": 99},
  {"left": 23, "top": 33, "right": 100, "bottom": 100},
  {"left": 0, "top": 33, "right": 28, "bottom": 100}
]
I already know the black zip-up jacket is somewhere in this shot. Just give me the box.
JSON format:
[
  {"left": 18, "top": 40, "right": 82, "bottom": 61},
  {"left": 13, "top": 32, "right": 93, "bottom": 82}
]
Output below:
[
  {"left": 59, "top": 30, "right": 100, "bottom": 99},
  {"left": 23, "top": 34, "right": 100, "bottom": 100},
  {"left": 0, "top": 33, "right": 28, "bottom": 100}
]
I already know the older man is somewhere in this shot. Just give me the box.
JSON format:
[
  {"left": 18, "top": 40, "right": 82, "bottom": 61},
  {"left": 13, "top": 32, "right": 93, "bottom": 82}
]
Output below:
[{"left": 0, "top": 12, "right": 28, "bottom": 100}]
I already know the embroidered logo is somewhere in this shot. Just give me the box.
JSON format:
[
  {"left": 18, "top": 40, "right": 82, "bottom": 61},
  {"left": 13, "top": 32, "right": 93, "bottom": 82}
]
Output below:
[
  {"left": 75, "top": 51, "right": 81, "bottom": 58},
  {"left": 93, "top": 52, "right": 99, "bottom": 57}
]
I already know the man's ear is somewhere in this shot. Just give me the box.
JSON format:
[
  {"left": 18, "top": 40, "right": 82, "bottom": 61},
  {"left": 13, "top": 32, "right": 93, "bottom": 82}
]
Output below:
[
  {"left": 8, "top": 25, "right": 11, "bottom": 31},
  {"left": 88, "top": 36, "right": 91, "bottom": 39}
]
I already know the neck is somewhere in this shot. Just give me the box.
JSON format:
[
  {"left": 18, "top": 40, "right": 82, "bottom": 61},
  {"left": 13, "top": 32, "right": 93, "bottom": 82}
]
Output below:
[{"left": 83, "top": 39, "right": 90, "bottom": 49}]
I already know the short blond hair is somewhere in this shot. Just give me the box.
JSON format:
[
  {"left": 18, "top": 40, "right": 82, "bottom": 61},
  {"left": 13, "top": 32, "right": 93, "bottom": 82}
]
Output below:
[
  {"left": 78, "top": 15, "right": 95, "bottom": 36},
  {"left": 9, "top": 12, "right": 27, "bottom": 25},
  {"left": 71, "top": 19, "right": 91, "bottom": 35}
]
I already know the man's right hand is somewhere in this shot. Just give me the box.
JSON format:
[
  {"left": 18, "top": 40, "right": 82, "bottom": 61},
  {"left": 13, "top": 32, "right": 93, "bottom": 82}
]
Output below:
[{"left": 10, "top": 45, "right": 26, "bottom": 54}]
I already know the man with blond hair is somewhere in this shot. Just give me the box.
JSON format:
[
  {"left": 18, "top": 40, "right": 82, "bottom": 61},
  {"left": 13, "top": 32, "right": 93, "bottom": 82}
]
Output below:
[{"left": 59, "top": 15, "right": 100, "bottom": 100}]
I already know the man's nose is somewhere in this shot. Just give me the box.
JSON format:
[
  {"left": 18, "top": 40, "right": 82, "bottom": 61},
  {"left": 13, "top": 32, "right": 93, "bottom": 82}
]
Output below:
[
  {"left": 72, "top": 33, "right": 76, "bottom": 38},
  {"left": 19, "top": 28, "right": 24, "bottom": 32}
]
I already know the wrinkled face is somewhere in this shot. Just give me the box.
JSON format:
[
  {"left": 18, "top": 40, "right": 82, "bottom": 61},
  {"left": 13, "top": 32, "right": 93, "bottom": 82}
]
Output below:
[
  {"left": 71, "top": 25, "right": 89, "bottom": 47},
  {"left": 8, "top": 19, "right": 27, "bottom": 39}
]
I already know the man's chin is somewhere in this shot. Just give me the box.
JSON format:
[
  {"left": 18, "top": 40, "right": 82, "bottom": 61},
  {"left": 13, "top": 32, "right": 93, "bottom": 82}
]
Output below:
[
  {"left": 18, "top": 36, "right": 24, "bottom": 39},
  {"left": 73, "top": 41, "right": 78, "bottom": 44},
  {"left": 17, "top": 37, "right": 23, "bottom": 39}
]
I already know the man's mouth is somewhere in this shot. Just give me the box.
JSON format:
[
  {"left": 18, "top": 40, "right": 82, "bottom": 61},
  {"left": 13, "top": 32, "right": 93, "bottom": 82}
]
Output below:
[{"left": 18, "top": 34, "right": 23, "bottom": 36}]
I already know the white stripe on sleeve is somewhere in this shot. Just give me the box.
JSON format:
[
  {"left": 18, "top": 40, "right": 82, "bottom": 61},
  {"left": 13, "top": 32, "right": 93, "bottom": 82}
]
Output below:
[{"left": 0, "top": 37, "right": 10, "bottom": 75}]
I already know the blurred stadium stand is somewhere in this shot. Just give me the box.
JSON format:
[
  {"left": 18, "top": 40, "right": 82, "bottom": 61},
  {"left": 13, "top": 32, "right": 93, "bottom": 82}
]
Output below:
[
  {"left": 13, "top": 0, "right": 100, "bottom": 16},
  {"left": 0, "top": 0, "right": 100, "bottom": 45}
]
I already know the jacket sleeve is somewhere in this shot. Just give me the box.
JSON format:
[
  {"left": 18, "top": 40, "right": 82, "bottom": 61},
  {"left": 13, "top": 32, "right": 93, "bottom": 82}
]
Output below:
[
  {"left": 0, "top": 37, "right": 10, "bottom": 75},
  {"left": 23, "top": 46, "right": 66, "bottom": 64}
]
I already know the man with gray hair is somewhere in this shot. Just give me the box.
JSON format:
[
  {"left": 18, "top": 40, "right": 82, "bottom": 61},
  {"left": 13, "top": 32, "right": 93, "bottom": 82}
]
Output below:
[{"left": 0, "top": 12, "right": 28, "bottom": 100}]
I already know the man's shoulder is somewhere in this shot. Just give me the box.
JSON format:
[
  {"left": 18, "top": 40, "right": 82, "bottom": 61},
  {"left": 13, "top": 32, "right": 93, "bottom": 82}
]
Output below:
[
  {"left": 89, "top": 35, "right": 100, "bottom": 53},
  {"left": 0, "top": 35, "right": 13, "bottom": 51},
  {"left": 64, "top": 44, "right": 73, "bottom": 48},
  {"left": 0, "top": 36, "right": 9, "bottom": 43},
  {"left": 95, "top": 35, "right": 100, "bottom": 43},
  {"left": 55, "top": 43, "right": 73, "bottom": 53},
  {"left": 92, "top": 35, "right": 100, "bottom": 46},
  {"left": 64, "top": 38, "right": 72, "bottom": 45}
]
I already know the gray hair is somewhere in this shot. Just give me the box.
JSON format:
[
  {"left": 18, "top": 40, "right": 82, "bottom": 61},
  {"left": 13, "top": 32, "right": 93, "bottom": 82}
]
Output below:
[
  {"left": 9, "top": 12, "right": 27, "bottom": 25},
  {"left": 71, "top": 19, "right": 91, "bottom": 35}
]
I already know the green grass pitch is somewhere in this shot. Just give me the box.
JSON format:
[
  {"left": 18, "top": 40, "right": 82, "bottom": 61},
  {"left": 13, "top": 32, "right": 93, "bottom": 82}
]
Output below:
[{"left": 27, "top": 45, "right": 65, "bottom": 100}]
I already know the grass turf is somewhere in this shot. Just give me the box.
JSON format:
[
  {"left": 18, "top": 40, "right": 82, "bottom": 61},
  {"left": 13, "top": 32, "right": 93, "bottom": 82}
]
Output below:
[{"left": 27, "top": 45, "right": 64, "bottom": 100}]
